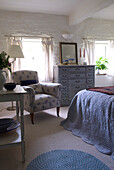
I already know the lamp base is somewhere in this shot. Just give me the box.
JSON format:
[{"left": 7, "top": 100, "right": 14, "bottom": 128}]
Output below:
[
  {"left": 7, "top": 101, "right": 16, "bottom": 111},
  {"left": 7, "top": 106, "right": 16, "bottom": 111}
]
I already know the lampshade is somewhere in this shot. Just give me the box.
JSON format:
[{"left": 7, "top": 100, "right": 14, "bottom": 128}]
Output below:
[{"left": 8, "top": 45, "right": 24, "bottom": 58}]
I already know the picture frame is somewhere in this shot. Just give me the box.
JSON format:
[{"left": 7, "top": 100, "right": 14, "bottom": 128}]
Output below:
[{"left": 60, "top": 42, "right": 78, "bottom": 64}]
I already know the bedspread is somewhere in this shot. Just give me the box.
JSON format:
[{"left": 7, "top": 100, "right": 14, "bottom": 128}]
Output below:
[{"left": 60, "top": 89, "right": 114, "bottom": 159}]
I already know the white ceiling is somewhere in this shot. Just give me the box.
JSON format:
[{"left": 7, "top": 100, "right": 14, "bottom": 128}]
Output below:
[
  {"left": 0, "top": 0, "right": 114, "bottom": 25},
  {"left": 91, "top": 3, "right": 114, "bottom": 20}
]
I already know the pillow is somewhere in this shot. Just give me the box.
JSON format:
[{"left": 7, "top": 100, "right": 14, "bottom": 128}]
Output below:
[
  {"left": 20, "top": 80, "right": 38, "bottom": 86},
  {"left": 28, "top": 83, "right": 43, "bottom": 94}
]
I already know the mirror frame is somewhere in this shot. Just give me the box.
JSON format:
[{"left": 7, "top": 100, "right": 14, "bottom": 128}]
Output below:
[{"left": 60, "top": 42, "right": 78, "bottom": 64}]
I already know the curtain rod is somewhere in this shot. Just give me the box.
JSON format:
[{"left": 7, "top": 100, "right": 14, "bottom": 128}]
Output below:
[
  {"left": 83, "top": 37, "right": 114, "bottom": 40},
  {"left": 4, "top": 35, "right": 54, "bottom": 39}
]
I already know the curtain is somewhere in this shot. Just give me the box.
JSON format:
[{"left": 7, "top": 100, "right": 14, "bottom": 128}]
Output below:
[
  {"left": 6, "top": 37, "right": 23, "bottom": 81},
  {"left": 83, "top": 39, "right": 95, "bottom": 65},
  {"left": 108, "top": 40, "right": 114, "bottom": 77},
  {"left": 41, "top": 37, "right": 53, "bottom": 82}
]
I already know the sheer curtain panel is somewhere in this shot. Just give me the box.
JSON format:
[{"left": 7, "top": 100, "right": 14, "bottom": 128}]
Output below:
[
  {"left": 83, "top": 39, "right": 95, "bottom": 65},
  {"left": 42, "top": 37, "right": 53, "bottom": 82}
]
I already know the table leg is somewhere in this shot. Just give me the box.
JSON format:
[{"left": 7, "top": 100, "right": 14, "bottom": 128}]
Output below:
[
  {"left": 20, "top": 95, "right": 25, "bottom": 162},
  {"left": 16, "top": 101, "right": 19, "bottom": 121}
]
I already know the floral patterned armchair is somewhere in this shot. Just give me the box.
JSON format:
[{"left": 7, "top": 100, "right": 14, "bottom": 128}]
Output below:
[{"left": 12, "top": 70, "right": 62, "bottom": 124}]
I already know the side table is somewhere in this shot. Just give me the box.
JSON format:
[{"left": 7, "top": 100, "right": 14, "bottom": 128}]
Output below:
[{"left": 0, "top": 85, "right": 26, "bottom": 162}]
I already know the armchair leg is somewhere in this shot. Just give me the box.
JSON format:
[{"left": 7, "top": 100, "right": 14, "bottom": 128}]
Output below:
[
  {"left": 30, "top": 113, "right": 34, "bottom": 124},
  {"left": 57, "top": 107, "right": 60, "bottom": 117}
]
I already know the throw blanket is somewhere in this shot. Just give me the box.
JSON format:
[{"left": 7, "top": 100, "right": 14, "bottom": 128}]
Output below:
[
  {"left": 87, "top": 86, "right": 114, "bottom": 95},
  {"left": 60, "top": 90, "right": 114, "bottom": 160}
]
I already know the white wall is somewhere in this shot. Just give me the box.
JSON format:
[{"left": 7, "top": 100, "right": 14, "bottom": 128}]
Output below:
[
  {"left": 95, "top": 75, "right": 114, "bottom": 87},
  {"left": 0, "top": 10, "right": 76, "bottom": 65},
  {"left": 0, "top": 10, "right": 114, "bottom": 86}
]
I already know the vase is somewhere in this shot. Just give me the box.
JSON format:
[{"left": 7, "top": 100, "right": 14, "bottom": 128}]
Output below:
[
  {"left": 0, "top": 69, "right": 7, "bottom": 90},
  {"left": 96, "top": 69, "right": 100, "bottom": 74}
]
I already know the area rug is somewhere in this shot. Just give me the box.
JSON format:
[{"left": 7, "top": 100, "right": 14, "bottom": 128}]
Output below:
[{"left": 26, "top": 149, "right": 110, "bottom": 170}]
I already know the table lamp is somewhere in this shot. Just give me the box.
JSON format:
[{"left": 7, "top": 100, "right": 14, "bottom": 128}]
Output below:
[
  {"left": 8, "top": 44, "right": 24, "bottom": 61},
  {"left": 7, "top": 44, "right": 24, "bottom": 111}
]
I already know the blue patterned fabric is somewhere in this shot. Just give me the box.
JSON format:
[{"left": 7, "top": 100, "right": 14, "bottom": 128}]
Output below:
[
  {"left": 12, "top": 70, "right": 62, "bottom": 119},
  {"left": 26, "top": 150, "right": 110, "bottom": 170},
  {"left": 12, "top": 70, "right": 38, "bottom": 85},
  {"left": 28, "top": 83, "right": 43, "bottom": 94}
]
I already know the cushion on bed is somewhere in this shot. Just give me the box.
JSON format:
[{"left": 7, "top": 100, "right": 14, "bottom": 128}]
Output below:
[{"left": 87, "top": 86, "right": 114, "bottom": 95}]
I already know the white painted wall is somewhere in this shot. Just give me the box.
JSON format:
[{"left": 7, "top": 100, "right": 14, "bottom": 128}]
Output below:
[
  {"left": 0, "top": 10, "right": 114, "bottom": 86},
  {"left": 95, "top": 75, "right": 114, "bottom": 87}
]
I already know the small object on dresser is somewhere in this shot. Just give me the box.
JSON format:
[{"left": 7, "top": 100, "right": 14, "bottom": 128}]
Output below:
[
  {"left": 63, "top": 60, "right": 68, "bottom": 65},
  {"left": 68, "top": 58, "right": 75, "bottom": 64},
  {"left": 83, "top": 61, "right": 87, "bottom": 65},
  {"left": 4, "top": 82, "right": 16, "bottom": 90}
]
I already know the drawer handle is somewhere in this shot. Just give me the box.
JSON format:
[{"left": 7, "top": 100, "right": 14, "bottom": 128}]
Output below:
[
  {"left": 88, "top": 68, "right": 93, "bottom": 71},
  {"left": 62, "top": 69, "right": 66, "bottom": 71},
  {"left": 75, "top": 68, "right": 80, "bottom": 71},
  {"left": 88, "top": 80, "right": 92, "bottom": 82},
  {"left": 63, "top": 99, "right": 68, "bottom": 101},
  {"left": 62, "top": 80, "right": 66, "bottom": 83},
  {"left": 88, "top": 74, "right": 92, "bottom": 77},
  {"left": 87, "top": 85, "right": 92, "bottom": 88},
  {"left": 75, "top": 75, "right": 80, "bottom": 77},
  {"left": 76, "top": 80, "right": 80, "bottom": 83},
  {"left": 63, "top": 75, "right": 67, "bottom": 77},
  {"left": 76, "top": 86, "right": 79, "bottom": 88}
]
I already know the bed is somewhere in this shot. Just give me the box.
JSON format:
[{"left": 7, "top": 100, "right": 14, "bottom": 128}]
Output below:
[{"left": 60, "top": 87, "right": 114, "bottom": 160}]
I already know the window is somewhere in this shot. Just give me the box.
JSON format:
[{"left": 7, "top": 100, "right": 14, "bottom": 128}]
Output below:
[
  {"left": 8, "top": 36, "right": 53, "bottom": 82},
  {"left": 95, "top": 40, "right": 110, "bottom": 61},
  {"left": 84, "top": 38, "right": 114, "bottom": 76},
  {"left": 21, "top": 38, "right": 45, "bottom": 81},
  {"left": 94, "top": 40, "right": 110, "bottom": 74}
]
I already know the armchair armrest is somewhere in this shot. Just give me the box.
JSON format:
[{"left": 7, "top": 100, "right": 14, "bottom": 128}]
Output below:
[
  {"left": 40, "top": 82, "right": 62, "bottom": 100},
  {"left": 23, "top": 86, "right": 35, "bottom": 94},
  {"left": 23, "top": 86, "right": 35, "bottom": 112}
]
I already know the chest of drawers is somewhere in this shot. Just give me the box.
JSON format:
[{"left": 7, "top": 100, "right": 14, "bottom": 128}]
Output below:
[{"left": 53, "top": 65, "right": 95, "bottom": 106}]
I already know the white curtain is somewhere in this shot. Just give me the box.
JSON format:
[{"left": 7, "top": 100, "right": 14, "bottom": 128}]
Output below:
[
  {"left": 83, "top": 39, "right": 95, "bottom": 65},
  {"left": 108, "top": 40, "right": 114, "bottom": 77},
  {"left": 6, "top": 37, "right": 23, "bottom": 81},
  {"left": 7, "top": 37, "right": 23, "bottom": 71},
  {"left": 42, "top": 37, "right": 53, "bottom": 82}
]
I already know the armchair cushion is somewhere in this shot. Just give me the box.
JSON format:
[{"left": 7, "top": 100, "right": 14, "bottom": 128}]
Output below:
[
  {"left": 34, "top": 93, "right": 60, "bottom": 112},
  {"left": 20, "top": 80, "right": 38, "bottom": 86},
  {"left": 35, "top": 94, "right": 56, "bottom": 105},
  {"left": 29, "top": 83, "right": 43, "bottom": 94}
]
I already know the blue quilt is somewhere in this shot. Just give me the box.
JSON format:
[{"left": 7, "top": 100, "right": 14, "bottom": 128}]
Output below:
[{"left": 60, "top": 90, "right": 114, "bottom": 160}]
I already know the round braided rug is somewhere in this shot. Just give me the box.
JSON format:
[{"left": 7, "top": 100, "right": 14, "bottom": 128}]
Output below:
[{"left": 26, "top": 150, "right": 110, "bottom": 170}]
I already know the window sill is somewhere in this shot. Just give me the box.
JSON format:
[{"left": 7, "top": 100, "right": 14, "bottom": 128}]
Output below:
[{"left": 96, "top": 73, "right": 107, "bottom": 76}]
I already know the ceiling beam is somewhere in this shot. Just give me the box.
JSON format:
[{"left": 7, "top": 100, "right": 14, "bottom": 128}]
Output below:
[{"left": 69, "top": 0, "right": 114, "bottom": 25}]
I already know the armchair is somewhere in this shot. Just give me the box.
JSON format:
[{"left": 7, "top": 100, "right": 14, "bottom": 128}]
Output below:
[{"left": 12, "top": 70, "right": 62, "bottom": 124}]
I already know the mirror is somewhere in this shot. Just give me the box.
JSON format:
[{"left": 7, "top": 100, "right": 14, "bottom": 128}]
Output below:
[{"left": 60, "top": 42, "right": 78, "bottom": 64}]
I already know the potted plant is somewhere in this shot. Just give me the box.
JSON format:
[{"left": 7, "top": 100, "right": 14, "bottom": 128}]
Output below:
[
  {"left": 0, "top": 51, "right": 12, "bottom": 90},
  {"left": 0, "top": 51, "right": 12, "bottom": 72},
  {"left": 95, "top": 57, "right": 108, "bottom": 74}
]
